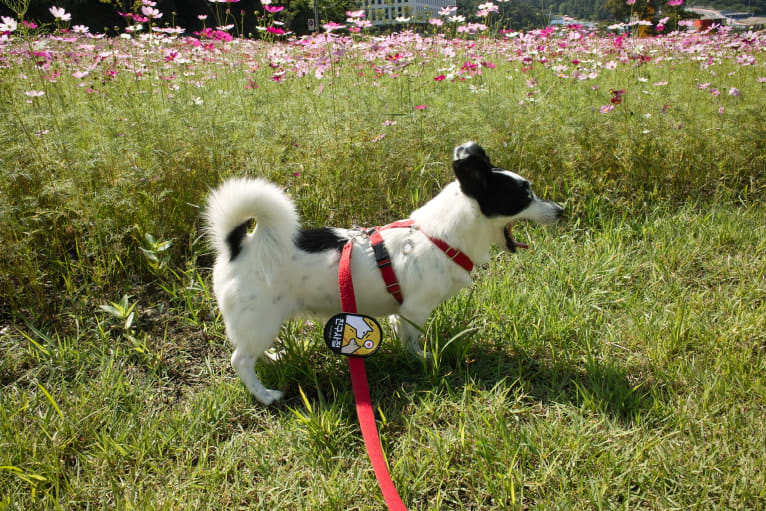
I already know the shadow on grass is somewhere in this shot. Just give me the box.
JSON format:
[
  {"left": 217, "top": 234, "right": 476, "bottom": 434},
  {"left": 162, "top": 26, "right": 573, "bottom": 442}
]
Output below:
[{"left": 256, "top": 333, "right": 656, "bottom": 427}]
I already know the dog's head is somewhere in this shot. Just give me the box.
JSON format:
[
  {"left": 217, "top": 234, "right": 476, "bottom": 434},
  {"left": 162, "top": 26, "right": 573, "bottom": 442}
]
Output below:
[{"left": 453, "top": 141, "right": 564, "bottom": 252}]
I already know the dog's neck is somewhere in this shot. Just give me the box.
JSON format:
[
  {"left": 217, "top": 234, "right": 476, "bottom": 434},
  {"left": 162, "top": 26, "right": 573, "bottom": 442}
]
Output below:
[{"left": 409, "top": 181, "right": 503, "bottom": 266}]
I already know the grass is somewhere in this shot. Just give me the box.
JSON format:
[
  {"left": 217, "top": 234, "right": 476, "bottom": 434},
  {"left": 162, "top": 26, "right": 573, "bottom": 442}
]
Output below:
[{"left": 2, "top": 26, "right": 766, "bottom": 509}]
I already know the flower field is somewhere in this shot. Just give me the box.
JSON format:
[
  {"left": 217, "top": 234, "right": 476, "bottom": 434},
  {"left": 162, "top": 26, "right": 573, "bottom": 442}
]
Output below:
[{"left": 2, "top": 3, "right": 766, "bottom": 510}]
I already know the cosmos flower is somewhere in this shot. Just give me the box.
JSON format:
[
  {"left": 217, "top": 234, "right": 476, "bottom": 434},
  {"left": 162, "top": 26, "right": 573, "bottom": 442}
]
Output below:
[
  {"left": 0, "top": 16, "right": 18, "bottom": 32},
  {"left": 49, "top": 6, "right": 72, "bottom": 21}
]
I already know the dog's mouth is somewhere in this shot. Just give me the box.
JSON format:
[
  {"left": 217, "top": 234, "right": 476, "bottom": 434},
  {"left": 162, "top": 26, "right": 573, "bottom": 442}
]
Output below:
[{"left": 504, "top": 224, "right": 529, "bottom": 253}]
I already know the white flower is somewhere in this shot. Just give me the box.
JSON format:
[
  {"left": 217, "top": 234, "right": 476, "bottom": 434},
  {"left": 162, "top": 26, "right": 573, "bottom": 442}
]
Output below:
[
  {"left": 72, "top": 25, "right": 89, "bottom": 33},
  {"left": 0, "top": 16, "right": 18, "bottom": 32},
  {"left": 49, "top": 6, "right": 72, "bottom": 21},
  {"left": 141, "top": 6, "right": 162, "bottom": 19}
]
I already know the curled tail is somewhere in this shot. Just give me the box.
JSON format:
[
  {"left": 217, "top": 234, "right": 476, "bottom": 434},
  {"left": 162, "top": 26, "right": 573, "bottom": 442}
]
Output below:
[{"left": 205, "top": 178, "right": 299, "bottom": 280}]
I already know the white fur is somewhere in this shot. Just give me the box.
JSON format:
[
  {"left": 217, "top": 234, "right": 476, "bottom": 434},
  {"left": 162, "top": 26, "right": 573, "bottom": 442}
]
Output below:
[{"left": 206, "top": 165, "right": 562, "bottom": 405}]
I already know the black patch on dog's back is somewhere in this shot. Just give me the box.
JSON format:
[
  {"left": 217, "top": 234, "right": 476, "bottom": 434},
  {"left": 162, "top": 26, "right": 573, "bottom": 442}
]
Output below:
[
  {"left": 227, "top": 221, "right": 249, "bottom": 261},
  {"left": 295, "top": 228, "right": 348, "bottom": 253}
]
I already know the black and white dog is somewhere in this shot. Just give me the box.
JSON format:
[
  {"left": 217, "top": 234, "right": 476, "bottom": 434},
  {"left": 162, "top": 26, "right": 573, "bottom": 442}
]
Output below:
[{"left": 205, "top": 142, "right": 563, "bottom": 404}]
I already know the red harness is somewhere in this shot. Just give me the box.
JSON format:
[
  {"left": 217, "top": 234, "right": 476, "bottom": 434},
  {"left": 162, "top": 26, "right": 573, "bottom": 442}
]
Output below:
[
  {"left": 337, "top": 220, "right": 473, "bottom": 510},
  {"left": 367, "top": 220, "right": 474, "bottom": 304}
]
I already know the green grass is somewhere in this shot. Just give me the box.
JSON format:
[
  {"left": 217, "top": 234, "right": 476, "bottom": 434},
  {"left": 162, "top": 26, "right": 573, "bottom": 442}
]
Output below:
[{"left": 2, "top": 30, "right": 766, "bottom": 509}]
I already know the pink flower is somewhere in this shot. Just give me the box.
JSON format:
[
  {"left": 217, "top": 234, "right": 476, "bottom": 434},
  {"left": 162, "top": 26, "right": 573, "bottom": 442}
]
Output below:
[
  {"left": 434, "top": 75, "right": 446, "bottom": 81},
  {"left": 626, "top": 0, "right": 636, "bottom": 5},
  {"left": 440, "top": 6, "right": 458, "bottom": 16},
  {"left": 372, "top": 134, "right": 385, "bottom": 142},
  {"left": 668, "top": 0, "right": 683, "bottom": 6},
  {"left": 264, "top": 5, "right": 284, "bottom": 13},
  {"left": 267, "top": 26, "right": 286, "bottom": 35},
  {"left": 322, "top": 22, "right": 346, "bottom": 32},
  {"left": 600, "top": 105, "right": 614, "bottom": 113},
  {"left": 428, "top": 18, "right": 444, "bottom": 26},
  {"left": 728, "top": 87, "right": 741, "bottom": 96},
  {"left": 141, "top": 6, "right": 162, "bottom": 18},
  {"left": 414, "top": 105, "right": 428, "bottom": 110}
]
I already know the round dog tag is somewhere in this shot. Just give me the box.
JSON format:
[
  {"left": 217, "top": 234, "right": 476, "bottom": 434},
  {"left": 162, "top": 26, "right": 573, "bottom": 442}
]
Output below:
[{"left": 324, "top": 313, "right": 383, "bottom": 358}]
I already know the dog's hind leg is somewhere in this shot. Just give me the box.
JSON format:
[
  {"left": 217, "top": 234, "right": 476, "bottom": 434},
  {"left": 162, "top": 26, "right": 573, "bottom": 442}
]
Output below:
[
  {"left": 228, "top": 318, "right": 284, "bottom": 405},
  {"left": 231, "top": 348, "right": 284, "bottom": 405}
]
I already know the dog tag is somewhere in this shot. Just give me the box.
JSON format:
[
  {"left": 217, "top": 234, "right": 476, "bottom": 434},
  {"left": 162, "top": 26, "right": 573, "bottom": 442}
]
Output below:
[{"left": 324, "top": 313, "right": 383, "bottom": 358}]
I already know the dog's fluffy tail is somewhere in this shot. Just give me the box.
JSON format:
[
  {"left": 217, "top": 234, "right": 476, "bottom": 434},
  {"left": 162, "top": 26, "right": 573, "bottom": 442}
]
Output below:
[{"left": 205, "top": 178, "right": 299, "bottom": 281}]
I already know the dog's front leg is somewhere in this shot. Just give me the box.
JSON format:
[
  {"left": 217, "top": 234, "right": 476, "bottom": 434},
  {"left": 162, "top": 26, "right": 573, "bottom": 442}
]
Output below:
[{"left": 389, "top": 311, "right": 432, "bottom": 360}]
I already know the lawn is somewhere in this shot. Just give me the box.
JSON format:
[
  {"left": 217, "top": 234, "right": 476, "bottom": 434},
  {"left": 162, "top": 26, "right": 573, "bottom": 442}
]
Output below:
[{"left": 1, "top": 7, "right": 765, "bottom": 510}]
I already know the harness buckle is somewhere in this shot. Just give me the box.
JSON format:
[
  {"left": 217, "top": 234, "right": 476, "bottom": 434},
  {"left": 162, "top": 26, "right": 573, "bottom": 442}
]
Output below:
[
  {"left": 445, "top": 247, "right": 461, "bottom": 260},
  {"left": 372, "top": 241, "right": 391, "bottom": 267}
]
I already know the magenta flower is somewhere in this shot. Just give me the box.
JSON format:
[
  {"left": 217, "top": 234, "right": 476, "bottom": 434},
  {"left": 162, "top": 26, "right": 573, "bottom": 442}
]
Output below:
[
  {"left": 264, "top": 5, "right": 284, "bottom": 14},
  {"left": 668, "top": 0, "right": 683, "bottom": 6},
  {"left": 414, "top": 105, "right": 428, "bottom": 110},
  {"left": 434, "top": 75, "right": 446, "bottom": 81}
]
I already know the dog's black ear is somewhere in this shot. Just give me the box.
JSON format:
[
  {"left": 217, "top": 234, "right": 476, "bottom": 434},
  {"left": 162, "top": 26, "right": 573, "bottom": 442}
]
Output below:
[{"left": 453, "top": 142, "right": 492, "bottom": 199}]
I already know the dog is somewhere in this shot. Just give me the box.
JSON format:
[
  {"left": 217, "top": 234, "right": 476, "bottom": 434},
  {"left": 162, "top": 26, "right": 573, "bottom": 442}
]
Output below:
[{"left": 205, "top": 142, "right": 564, "bottom": 405}]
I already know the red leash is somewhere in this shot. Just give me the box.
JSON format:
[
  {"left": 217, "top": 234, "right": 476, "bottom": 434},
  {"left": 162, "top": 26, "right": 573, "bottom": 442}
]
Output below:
[
  {"left": 336, "top": 221, "right": 474, "bottom": 510},
  {"left": 339, "top": 241, "right": 408, "bottom": 511}
]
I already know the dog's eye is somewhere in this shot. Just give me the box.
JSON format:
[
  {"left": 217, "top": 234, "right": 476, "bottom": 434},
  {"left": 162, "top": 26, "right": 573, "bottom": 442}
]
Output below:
[{"left": 522, "top": 181, "right": 532, "bottom": 196}]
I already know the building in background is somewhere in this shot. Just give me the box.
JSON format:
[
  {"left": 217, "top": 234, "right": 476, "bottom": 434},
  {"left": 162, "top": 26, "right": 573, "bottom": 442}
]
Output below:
[{"left": 363, "top": 0, "right": 456, "bottom": 25}]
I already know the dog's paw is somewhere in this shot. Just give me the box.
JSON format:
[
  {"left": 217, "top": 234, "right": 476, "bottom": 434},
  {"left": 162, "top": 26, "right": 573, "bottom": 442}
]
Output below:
[
  {"left": 263, "top": 348, "right": 285, "bottom": 363},
  {"left": 256, "top": 388, "right": 284, "bottom": 406},
  {"left": 419, "top": 349, "right": 434, "bottom": 362},
  {"left": 404, "top": 338, "right": 434, "bottom": 361}
]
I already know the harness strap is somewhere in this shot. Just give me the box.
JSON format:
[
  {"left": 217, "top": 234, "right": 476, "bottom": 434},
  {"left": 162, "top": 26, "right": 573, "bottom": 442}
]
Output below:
[
  {"left": 339, "top": 242, "right": 408, "bottom": 511},
  {"left": 369, "top": 220, "right": 474, "bottom": 305}
]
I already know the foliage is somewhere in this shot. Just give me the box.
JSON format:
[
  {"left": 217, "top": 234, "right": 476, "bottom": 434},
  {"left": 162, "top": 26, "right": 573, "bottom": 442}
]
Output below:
[{"left": 1, "top": 11, "right": 765, "bottom": 510}]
